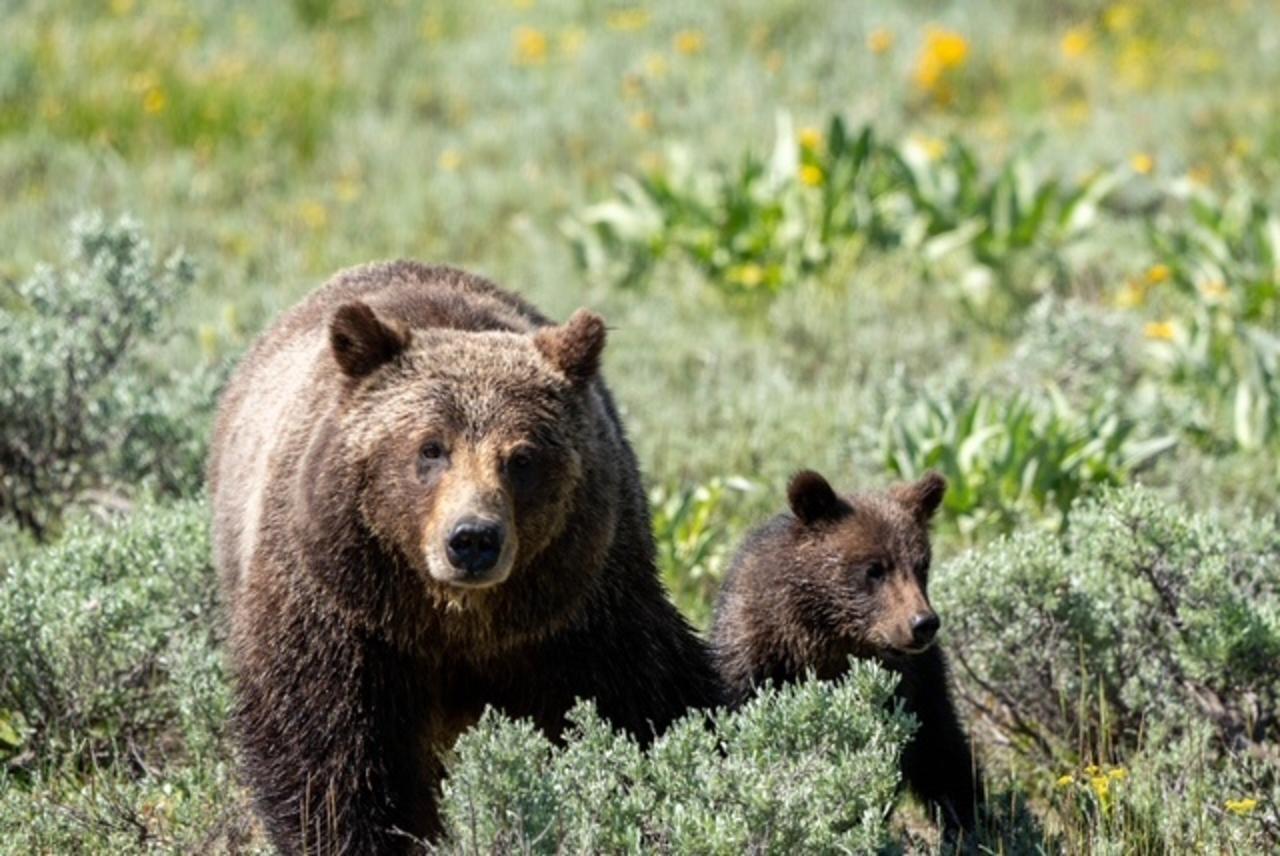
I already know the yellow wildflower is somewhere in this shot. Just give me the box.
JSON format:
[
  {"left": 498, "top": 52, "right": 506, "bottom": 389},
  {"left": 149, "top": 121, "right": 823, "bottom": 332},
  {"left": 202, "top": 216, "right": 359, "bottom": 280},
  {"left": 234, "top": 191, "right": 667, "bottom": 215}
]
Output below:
[
  {"left": 629, "top": 110, "right": 654, "bottom": 132},
  {"left": 336, "top": 176, "right": 362, "bottom": 202},
  {"left": 607, "top": 8, "right": 650, "bottom": 32},
  {"left": 1084, "top": 764, "right": 1101, "bottom": 776},
  {"left": 728, "top": 263, "right": 765, "bottom": 288},
  {"left": 928, "top": 28, "right": 969, "bottom": 66},
  {"left": 559, "top": 27, "right": 587, "bottom": 60},
  {"left": 111, "top": 0, "right": 135, "bottom": 15},
  {"left": 907, "top": 135, "right": 947, "bottom": 162},
  {"left": 1144, "top": 320, "right": 1177, "bottom": 341},
  {"left": 421, "top": 13, "right": 443, "bottom": 42},
  {"left": 1199, "top": 280, "right": 1229, "bottom": 300},
  {"left": 799, "top": 164, "right": 823, "bottom": 187},
  {"left": 1060, "top": 24, "right": 1092, "bottom": 59},
  {"left": 1108, "top": 767, "right": 1128, "bottom": 781},
  {"left": 867, "top": 28, "right": 895, "bottom": 55},
  {"left": 1130, "top": 152, "right": 1155, "bottom": 175},
  {"left": 643, "top": 52, "right": 668, "bottom": 79},
  {"left": 1225, "top": 797, "right": 1258, "bottom": 816},
  {"left": 1230, "top": 136, "right": 1254, "bottom": 157},
  {"left": 143, "top": 87, "right": 168, "bottom": 115},
  {"left": 914, "top": 27, "right": 970, "bottom": 100},
  {"left": 1104, "top": 3, "right": 1137, "bottom": 32},
  {"left": 513, "top": 26, "right": 549, "bottom": 66},
  {"left": 1116, "top": 279, "right": 1145, "bottom": 308},
  {"left": 1056, "top": 774, "right": 1075, "bottom": 788},
  {"left": 674, "top": 29, "right": 705, "bottom": 56},
  {"left": 797, "top": 127, "right": 824, "bottom": 152},
  {"left": 1090, "top": 774, "right": 1110, "bottom": 801},
  {"left": 438, "top": 149, "right": 462, "bottom": 171},
  {"left": 299, "top": 201, "right": 328, "bottom": 230},
  {"left": 1145, "top": 264, "right": 1170, "bottom": 284}
]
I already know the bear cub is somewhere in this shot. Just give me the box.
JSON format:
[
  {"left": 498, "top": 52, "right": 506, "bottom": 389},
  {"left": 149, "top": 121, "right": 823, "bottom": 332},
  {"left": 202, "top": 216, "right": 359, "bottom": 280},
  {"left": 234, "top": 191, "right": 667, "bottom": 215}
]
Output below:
[{"left": 711, "top": 469, "right": 982, "bottom": 834}]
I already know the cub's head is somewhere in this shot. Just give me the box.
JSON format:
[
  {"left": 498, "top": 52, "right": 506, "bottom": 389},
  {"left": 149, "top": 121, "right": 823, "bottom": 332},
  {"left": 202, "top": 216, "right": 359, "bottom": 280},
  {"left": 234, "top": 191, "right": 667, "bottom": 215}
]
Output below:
[
  {"left": 779, "top": 469, "right": 947, "bottom": 660},
  {"left": 325, "top": 300, "right": 609, "bottom": 597}
]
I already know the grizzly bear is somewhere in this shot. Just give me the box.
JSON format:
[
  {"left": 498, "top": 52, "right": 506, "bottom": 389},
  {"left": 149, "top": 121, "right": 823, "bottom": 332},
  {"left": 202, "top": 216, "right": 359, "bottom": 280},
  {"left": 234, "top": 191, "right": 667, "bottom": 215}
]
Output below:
[
  {"left": 711, "top": 469, "right": 982, "bottom": 834},
  {"left": 209, "top": 261, "right": 723, "bottom": 854}
]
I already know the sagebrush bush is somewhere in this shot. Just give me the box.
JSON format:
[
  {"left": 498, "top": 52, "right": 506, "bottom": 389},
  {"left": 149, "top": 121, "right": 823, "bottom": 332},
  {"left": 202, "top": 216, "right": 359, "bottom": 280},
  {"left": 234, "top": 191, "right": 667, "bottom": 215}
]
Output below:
[
  {"left": 937, "top": 487, "right": 1280, "bottom": 761},
  {"left": 439, "top": 662, "right": 912, "bottom": 855},
  {"left": 0, "top": 500, "right": 225, "bottom": 773},
  {"left": 0, "top": 499, "right": 253, "bottom": 852},
  {"left": 0, "top": 214, "right": 219, "bottom": 538}
]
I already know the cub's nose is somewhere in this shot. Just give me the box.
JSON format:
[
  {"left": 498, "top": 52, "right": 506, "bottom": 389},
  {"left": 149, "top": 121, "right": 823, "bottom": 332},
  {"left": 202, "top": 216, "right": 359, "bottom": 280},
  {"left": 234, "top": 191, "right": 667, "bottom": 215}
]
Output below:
[
  {"left": 445, "top": 519, "right": 504, "bottom": 576},
  {"left": 910, "top": 611, "right": 941, "bottom": 648}
]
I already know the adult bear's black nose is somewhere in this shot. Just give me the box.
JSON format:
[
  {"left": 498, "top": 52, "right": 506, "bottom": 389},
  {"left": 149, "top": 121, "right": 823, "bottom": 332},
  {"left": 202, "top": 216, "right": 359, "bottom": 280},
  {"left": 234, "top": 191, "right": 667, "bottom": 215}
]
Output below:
[
  {"left": 910, "top": 611, "right": 941, "bottom": 648},
  {"left": 446, "top": 519, "right": 504, "bottom": 576}
]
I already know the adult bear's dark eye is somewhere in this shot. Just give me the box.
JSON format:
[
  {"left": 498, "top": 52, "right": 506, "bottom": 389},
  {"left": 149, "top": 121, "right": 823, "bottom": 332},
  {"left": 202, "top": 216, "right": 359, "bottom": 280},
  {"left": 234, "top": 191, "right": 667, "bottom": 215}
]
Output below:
[
  {"left": 865, "top": 562, "right": 888, "bottom": 581},
  {"left": 505, "top": 448, "right": 537, "bottom": 481},
  {"left": 418, "top": 442, "right": 448, "bottom": 478}
]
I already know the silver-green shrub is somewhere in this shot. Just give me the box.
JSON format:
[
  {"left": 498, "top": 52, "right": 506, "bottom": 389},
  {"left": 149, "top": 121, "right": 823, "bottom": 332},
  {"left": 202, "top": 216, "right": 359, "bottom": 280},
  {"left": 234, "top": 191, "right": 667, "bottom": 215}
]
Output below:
[
  {"left": 439, "top": 662, "right": 912, "bottom": 855},
  {"left": 0, "top": 500, "right": 225, "bottom": 771},
  {"left": 0, "top": 500, "right": 252, "bottom": 852},
  {"left": 0, "top": 214, "right": 216, "bottom": 538},
  {"left": 937, "top": 487, "right": 1279, "bottom": 758}
]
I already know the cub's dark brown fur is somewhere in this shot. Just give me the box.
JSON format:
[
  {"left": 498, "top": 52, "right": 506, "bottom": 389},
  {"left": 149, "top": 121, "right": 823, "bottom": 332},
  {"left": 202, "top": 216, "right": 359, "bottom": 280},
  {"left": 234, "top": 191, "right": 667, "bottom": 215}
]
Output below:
[
  {"left": 711, "top": 470, "right": 982, "bottom": 834},
  {"left": 210, "top": 261, "right": 722, "bottom": 854}
]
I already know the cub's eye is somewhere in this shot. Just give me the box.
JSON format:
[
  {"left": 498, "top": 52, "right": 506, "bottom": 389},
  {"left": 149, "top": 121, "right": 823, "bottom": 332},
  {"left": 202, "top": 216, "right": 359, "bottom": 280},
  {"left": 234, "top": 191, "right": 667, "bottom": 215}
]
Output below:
[
  {"left": 419, "top": 441, "right": 446, "bottom": 463},
  {"left": 865, "top": 562, "right": 888, "bottom": 581}
]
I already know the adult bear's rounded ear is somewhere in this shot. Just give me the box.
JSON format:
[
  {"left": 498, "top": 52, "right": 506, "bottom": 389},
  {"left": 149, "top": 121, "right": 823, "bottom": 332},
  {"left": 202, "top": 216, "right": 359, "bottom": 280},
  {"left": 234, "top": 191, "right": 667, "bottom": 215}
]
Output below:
[
  {"left": 534, "top": 308, "right": 607, "bottom": 385},
  {"left": 329, "top": 301, "right": 410, "bottom": 378},
  {"left": 891, "top": 471, "right": 947, "bottom": 523},
  {"left": 787, "top": 470, "right": 847, "bottom": 525}
]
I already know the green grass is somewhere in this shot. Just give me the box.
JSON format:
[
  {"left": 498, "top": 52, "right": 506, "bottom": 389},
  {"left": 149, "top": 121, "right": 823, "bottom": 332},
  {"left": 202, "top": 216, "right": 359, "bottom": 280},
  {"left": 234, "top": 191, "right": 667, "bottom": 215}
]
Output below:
[{"left": 2, "top": 0, "right": 1279, "bottom": 851}]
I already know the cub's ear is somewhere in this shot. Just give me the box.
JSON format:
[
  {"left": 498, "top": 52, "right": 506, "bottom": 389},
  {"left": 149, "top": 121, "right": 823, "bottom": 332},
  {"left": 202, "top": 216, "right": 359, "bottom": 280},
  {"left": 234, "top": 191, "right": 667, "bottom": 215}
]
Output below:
[
  {"left": 891, "top": 471, "right": 947, "bottom": 523},
  {"left": 534, "top": 308, "right": 607, "bottom": 385},
  {"left": 329, "top": 301, "right": 410, "bottom": 378},
  {"left": 787, "top": 469, "right": 847, "bottom": 525}
]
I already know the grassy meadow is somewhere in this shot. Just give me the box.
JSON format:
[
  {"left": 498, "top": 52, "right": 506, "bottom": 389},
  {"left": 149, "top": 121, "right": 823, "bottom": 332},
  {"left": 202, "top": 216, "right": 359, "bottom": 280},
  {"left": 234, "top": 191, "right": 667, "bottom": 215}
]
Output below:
[{"left": 1, "top": 0, "right": 1278, "bottom": 851}]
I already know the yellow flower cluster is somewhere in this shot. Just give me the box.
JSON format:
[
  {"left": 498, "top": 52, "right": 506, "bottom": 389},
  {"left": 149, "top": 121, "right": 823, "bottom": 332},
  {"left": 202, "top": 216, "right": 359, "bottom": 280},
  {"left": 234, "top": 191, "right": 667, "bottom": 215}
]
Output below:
[
  {"left": 513, "top": 26, "right": 549, "bottom": 66},
  {"left": 607, "top": 8, "right": 650, "bottom": 32},
  {"left": 913, "top": 26, "right": 970, "bottom": 104},
  {"left": 1060, "top": 24, "right": 1093, "bottom": 60},
  {"left": 1056, "top": 764, "right": 1129, "bottom": 806},
  {"left": 1225, "top": 797, "right": 1258, "bottom": 816},
  {"left": 673, "top": 29, "right": 705, "bottom": 56},
  {"left": 867, "top": 28, "right": 895, "bottom": 55}
]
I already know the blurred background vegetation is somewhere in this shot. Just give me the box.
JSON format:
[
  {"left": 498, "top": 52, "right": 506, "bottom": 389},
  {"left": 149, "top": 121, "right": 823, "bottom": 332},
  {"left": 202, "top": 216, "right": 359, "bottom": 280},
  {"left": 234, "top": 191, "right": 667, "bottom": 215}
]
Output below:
[{"left": 1, "top": 0, "right": 1278, "bottom": 851}]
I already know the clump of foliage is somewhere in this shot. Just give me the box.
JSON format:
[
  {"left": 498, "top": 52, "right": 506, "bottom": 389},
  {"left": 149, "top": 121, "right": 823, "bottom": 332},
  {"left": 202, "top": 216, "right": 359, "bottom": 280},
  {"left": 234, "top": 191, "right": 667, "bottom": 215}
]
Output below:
[
  {"left": 0, "top": 500, "right": 224, "bottom": 772},
  {"left": 878, "top": 382, "right": 1174, "bottom": 536},
  {"left": 0, "top": 214, "right": 217, "bottom": 538},
  {"left": 567, "top": 116, "right": 1119, "bottom": 320},
  {"left": 1144, "top": 187, "right": 1280, "bottom": 450},
  {"left": 937, "top": 487, "right": 1280, "bottom": 850},
  {"left": 650, "top": 476, "right": 752, "bottom": 626},
  {"left": 439, "top": 662, "right": 912, "bottom": 855},
  {"left": 938, "top": 487, "right": 1279, "bottom": 762},
  {"left": 888, "top": 135, "right": 1120, "bottom": 321},
  {"left": 0, "top": 500, "right": 250, "bottom": 852}
]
